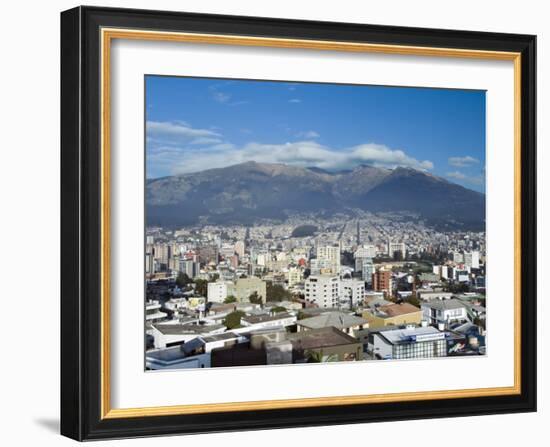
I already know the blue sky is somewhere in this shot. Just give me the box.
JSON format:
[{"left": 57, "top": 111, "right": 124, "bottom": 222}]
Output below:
[{"left": 146, "top": 76, "right": 486, "bottom": 192}]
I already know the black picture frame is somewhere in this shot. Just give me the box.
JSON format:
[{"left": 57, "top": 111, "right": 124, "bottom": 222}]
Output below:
[{"left": 61, "top": 5, "right": 536, "bottom": 441}]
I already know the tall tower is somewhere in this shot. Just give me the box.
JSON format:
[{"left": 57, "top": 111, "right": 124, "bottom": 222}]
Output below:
[{"left": 356, "top": 221, "right": 361, "bottom": 246}]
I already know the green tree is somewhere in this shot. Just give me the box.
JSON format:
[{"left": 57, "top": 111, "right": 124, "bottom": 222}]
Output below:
[
  {"left": 224, "top": 295, "right": 237, "bottom": 304},
  {"left": 406, "top": 296, "right": 421, "bottom": 308},
  {"left": 224, "top": 310, "right": 246, "bottom": 329},
  {"left": 248, "top": 291, "right": 263, "bottom": 305},
  {"left": 175, "top": 272, "right": 192, "bottom": 288},
  {"left": 271, "top": 306, "right": 287, "bottom": 314},
  {"left": 266, "top": 282, "right": 291, "bottom": 302},
  {"left": 305, "top": 350, "right": 338, "bottom": 363},
  {"left": 194, "top": 278, "right": 208, "bottom": 297}
]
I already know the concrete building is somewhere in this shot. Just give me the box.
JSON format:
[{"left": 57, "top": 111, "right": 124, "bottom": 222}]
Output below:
[
  {"left": 369, "top": 325, "right": 447, "bottom": 360},
  {"left": 316, "top": 244, "right": 341, "bottom": 274},
  {"left": 287, "top": 267, "right": 304, "bottom": 288},
  {"left": 238, "top": 312, "right": 297, "bottom": 332},
  {"left": 304, "top": 275, "right": 340, "bottom": 308},
  {"left": 421, "top": 299, "right": 468, "bottom": 327},
  {"left": 355, "top": 244, "right": 376, "bottom": 259},
  {"left": 267, "top": 327, "right": 364, "bottom": 364},
  {"left": 464, "top": 251, "right": 480, "bottom": 269},
  {"left": 388, "top": 241, "right": 406, "bottom": 259},
  {"left": 227, "top": 276, "right": 267, "bottom": 303},
  {"left": 207, "top": 281, "right": 228, "bottom": 303},
  {"left": 417, "top": 290, "right": 453, "bottom": 301},
  {"left": 297, "top": 311, "right": 368, "bottom": 337},
  {"left": 234, "top": 240, "right": 245, "bottom": 258},
  {"left": 146, "top": 347, "right": 211, "bottom": 370},
  {"left": 150, "top": 323, "right": 226, "bottom": 349},
  {"left": 340, "top": 278, "right": 366, "bottom": 307},
  {"left": 373, "top": 270, "right": 392, "bottom": 294},
  {"left": 362, "top": 302, "right": 423, "bottom": 329},
  {"left": 181, "top": 259, "right": 200, "bottom": 279},
  {"left": 145, "top": 300, "right": 168, "bottom": 324},
  {"left": 361, "top": 259, "right": 375, "bottom": 284},
  {"left": 453, "top": 251, "right": 464, "bottom": 263}
]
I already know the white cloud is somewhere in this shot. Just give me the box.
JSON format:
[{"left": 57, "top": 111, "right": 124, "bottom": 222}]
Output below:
[
  {"left": 296, "top": 130, "right": 320, "bottom": 139},
  {"left": 189, "top": 137, "right": 223, "bottom": 146},
  {"left": 146, "top": 121, "right": 220, "bottom": 140},
  {"left": 448, "top": 155, "right": 480, "bottom": 167},
  {"left": 168, "top": 140, "right": 433, "bottom": 175},
  {"left": 446, "top": 170, "right": 484, "bottom": 186},
  {"left": 212, "top": 91, "right": 231, "bottom": 103},
  {"left": 446, "top": 171, "right": 467, "bottom": 180},
  {"left": 147, "top": 121, "right": 435, "bottom": 177}
]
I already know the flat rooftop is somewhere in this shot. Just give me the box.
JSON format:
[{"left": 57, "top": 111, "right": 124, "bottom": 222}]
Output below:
[
  {"left": 287, "top": 327, "right": 360, "bottom": 350},
  {"left": 297, "top": 312, "right": 368, "bottom": 330},
  {"left": 377, "top": 326, "right": 445, "bottom": 345}
]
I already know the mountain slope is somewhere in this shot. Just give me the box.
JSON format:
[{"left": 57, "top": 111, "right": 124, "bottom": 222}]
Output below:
[{"left": 146, "top": 162, "right": 485, "bottom": 228}]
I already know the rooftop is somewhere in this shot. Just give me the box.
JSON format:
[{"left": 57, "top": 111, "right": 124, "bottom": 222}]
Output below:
[
  {"left": 242, "top": 312, "right": 294, "bottom": 324},
  {"left": 379, "top": 302, "right": 421, "bottom": 317},
  {"left": 376, "top": 326, "right": 445, "bottom": 345},
  {"left": 297, "top": 311, "right": 368, "bottom": 330},
  {"left": 153, "top": 323, "right": 225, "bottom": 335},
  {"left": 422, "top": 299, "right": 466, "bottom": 311},
  {"left": 287, "top": 327, "right": 360, "bottom": 350}
]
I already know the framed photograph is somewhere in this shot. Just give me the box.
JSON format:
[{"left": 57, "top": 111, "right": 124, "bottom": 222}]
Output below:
[{"left": 60, "top": 6, "right": 536, "bottom": 441}]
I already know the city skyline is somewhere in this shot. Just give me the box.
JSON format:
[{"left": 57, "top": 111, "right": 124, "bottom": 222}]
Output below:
[
  {"left": 144, "top": 76, "right": 487, "bottom": 371},
  {"left": 146, "top": 76, "right": 486, "bottom": 192}
]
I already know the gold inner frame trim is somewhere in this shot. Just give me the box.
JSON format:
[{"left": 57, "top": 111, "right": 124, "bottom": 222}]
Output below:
[{"left": 100, "top": 27, "right": 522, "bottom": 419}]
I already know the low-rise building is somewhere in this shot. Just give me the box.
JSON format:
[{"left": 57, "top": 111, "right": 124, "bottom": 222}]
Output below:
[
  {"left": 146, "top": 346, "right": 211, "bottom": 370},
  {"left": 297, "top": 311, "right": 368, "bottom": 337},
  {"left": 227, "top": 276, "right": 267, "bottom": 303},
  {"left": 421, "top": 299, "right": 468, "bottom": 327},
  {"left": 369, "top": 325, "right": 447, "bottom": 360},
  {"left": 362, "top": 302, "right": 423, "bottom": 329},
  {"left": 145, "top": 300, "right": 168, "bottom": 324},
  {"left": 207, "top": 281, "right": 228, "bottom": 303},
  {"left": 150, "top": 323, "right": 226, "bottom": 349},
  {"left": 237, "top": 312, "right": 297, "bottom": 333},
  {"left": 267, "top": 327, "right": 364, "bottom": 364}
]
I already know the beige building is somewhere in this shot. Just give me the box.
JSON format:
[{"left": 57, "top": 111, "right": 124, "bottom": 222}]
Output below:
[
  {"left": 227, "top": 276, "right": 267, "bottom": 303},
  {"left": 362, "top": 302, "right": 423, "bottom": 329},
  {"left": 287, "top": 267, "right": 304, "bottom": 287}
]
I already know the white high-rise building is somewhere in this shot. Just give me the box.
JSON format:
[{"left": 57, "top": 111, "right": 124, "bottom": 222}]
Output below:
[
  {"left": 341, "top": 278, "right": 366, "bottom": 306},
  {"left": 256, "top": 253, "right": 268, "bottom": 267},
  {"left": 234, "top": 240, "right": 245, "bottom": 258},
  {"left": 304, "top": 275, "right": 340, "bottom": 308},
  {"left": 361, "top": 259, "right": 375, "bottom": 284},
  {"left": 388, "top": 241, "right": 406, "bottom": 259},
  {"left": 207, "top": 282, "right": 228, "bottom": 303},
  {"left": 355, "top": 244, "right": 376, "bottom": 259},
  {"left": 316, "top": 244, "right": 341, "bottom": 274},
  {"left": 453, "top": 251, "right": 464, "bottom": 263},
  {"left": 220, "top": 244, "right": 235, "bottom": 258},
  {"left": 287, "top": 267, "right": 303, "bottom": 288},
  {"left": 464, "top": 251, "right": 480, "bottom": 269}
]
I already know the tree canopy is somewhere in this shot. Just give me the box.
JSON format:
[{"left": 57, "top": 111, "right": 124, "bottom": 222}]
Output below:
[
  {"left": 224, "top": 310, "right": 245, "bottom": 329},
  {"left": 175, "top": 272, "right": 193, "bottom": 288},
  {"left": 224, "top": 295, "right": 237, "bottom": 304},
  {"left": 271, "top": 306, "right": 287, "bottom": 314},
  {"left": 266, "top": 282, "right": 291, "bottom": 302},
  {"left": 248, "top": 291, "right": 263, "bottom": 305}
]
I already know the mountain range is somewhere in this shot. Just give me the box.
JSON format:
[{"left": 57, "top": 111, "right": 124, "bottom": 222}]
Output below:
[{"left": 146, "top": 161, "right": 485, "bottom": 230}]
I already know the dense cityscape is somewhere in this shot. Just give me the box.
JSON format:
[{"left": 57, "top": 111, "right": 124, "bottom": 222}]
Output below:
[{"left": 145, "top": 211, "right": 486, "bottom": 370}]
